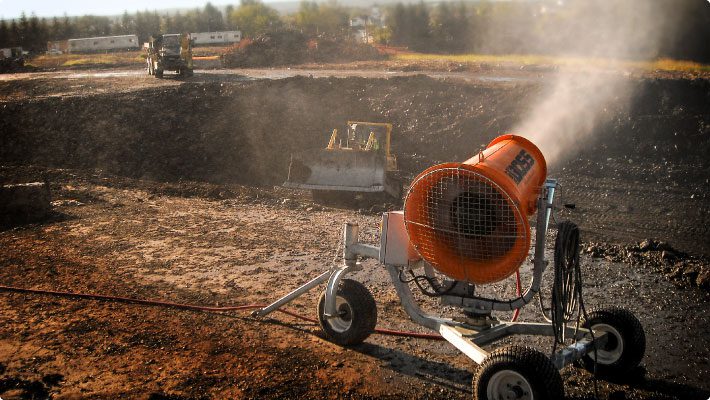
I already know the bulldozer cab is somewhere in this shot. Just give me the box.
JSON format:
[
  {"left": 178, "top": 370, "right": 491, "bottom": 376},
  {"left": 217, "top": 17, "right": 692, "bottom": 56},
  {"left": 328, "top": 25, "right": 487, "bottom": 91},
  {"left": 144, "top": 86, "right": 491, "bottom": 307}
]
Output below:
[
  {"left": 327, "top": 121, "right": 396, "bottom": 171},
  {"left": 341, "top": 123, "right": 382, "bottom": 150}
]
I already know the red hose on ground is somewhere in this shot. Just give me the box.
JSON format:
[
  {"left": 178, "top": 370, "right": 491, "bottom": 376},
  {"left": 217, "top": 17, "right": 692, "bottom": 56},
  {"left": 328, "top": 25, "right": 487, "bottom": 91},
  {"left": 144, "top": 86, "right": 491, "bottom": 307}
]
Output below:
[
  {"left": 0, "top": 284, "right": 443, "bottom": 341},
  {"left": 510, "top": 270, "right": 522, "bottom": 322}
]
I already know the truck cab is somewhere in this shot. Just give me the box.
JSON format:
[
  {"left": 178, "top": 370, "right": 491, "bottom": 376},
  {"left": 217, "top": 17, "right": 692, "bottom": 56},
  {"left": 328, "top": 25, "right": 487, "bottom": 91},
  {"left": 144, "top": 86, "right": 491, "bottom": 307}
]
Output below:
[{"left": 145, "top": 33, "right": 193, "bottom": 78}]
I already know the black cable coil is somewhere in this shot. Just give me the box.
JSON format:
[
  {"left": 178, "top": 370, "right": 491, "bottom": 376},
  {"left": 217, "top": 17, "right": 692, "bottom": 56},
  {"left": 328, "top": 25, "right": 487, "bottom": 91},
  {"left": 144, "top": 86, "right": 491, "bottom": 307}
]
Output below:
[{"left": 551, "top": 220, "right": 586, "bottom": 345}]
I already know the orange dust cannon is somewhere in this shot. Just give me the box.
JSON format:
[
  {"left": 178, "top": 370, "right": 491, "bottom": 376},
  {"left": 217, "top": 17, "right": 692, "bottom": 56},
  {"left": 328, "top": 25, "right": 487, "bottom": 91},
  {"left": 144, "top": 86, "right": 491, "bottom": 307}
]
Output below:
[
  {"left": 255, "top": 134, "right": 646, "bottom": 400},
  {"left": 403, "top": 134, "right": 546, "bottom": 284}
]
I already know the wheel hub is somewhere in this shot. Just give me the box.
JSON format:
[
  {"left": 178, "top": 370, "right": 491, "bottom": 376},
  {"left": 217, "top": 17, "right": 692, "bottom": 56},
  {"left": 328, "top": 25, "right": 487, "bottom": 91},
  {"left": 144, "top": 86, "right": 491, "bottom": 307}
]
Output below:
[
  {"left": 326, "top": 296, "right": 353, "bottom": 333},
  {"left": 487, "top": 370, "right": 533, "bottom": 400},
  {"left": 590, "top": 323, "right": 624, "bottom": 365}
]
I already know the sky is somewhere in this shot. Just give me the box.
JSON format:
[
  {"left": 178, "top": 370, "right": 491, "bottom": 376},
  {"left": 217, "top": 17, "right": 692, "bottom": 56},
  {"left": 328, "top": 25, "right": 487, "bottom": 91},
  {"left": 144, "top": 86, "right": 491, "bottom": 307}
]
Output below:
[{"left": 0, "top": 0, "right": 253, "bottom": 19}]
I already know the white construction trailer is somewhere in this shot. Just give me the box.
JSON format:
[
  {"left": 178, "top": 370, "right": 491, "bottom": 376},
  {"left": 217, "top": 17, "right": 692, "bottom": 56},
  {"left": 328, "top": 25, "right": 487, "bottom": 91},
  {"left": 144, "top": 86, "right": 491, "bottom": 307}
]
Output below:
[
  {"left": 67, "top": 35, "right": 140, "bottom": 53},
  {"left": 190, "top": 31, "right": 242, "bottom": 46}
]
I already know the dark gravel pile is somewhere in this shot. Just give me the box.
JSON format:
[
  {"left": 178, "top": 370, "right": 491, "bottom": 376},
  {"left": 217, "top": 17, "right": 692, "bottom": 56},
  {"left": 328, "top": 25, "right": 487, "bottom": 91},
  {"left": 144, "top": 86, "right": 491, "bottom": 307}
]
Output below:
[{"left": 585, "top": 239, "right": 710, "bottom": 291}]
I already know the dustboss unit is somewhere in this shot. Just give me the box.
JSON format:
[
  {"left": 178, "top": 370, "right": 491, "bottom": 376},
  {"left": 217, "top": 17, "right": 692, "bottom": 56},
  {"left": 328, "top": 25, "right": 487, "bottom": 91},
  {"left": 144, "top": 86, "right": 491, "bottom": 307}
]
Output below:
[{"left": 256, "top": 134, "right": 646, "bottom": 400}]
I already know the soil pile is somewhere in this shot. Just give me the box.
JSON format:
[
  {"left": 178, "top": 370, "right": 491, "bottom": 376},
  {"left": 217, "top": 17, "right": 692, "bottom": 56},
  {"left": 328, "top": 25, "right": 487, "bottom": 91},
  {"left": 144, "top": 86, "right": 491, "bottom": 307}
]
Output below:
[
  {"left": 221, "top": 31, "right": 384, "bottom": 68},
  {"left": 222, "top": 31, "right": 309, "bottom": 67},
  {"left": 308, "top": 37, "right": 384, "bottom": 64},
  {"left": 0, "top": 76, "right": 527, "bottom": 184},
  {"left": 585, "top": 239, "right": 710, "bottom": 292},
  {"left": 1, "top": 76, "right": 706, "bottom": 184}
]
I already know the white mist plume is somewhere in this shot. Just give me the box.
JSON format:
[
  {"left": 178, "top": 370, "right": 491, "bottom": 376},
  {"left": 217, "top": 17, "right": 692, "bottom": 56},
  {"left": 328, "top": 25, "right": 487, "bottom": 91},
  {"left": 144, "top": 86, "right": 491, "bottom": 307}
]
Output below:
[
  {"left": 513, "top": 0, "right": 670, "bottom": 165},
  {"left": 517, "top": 72, "right": 631, "bottom": 165}
]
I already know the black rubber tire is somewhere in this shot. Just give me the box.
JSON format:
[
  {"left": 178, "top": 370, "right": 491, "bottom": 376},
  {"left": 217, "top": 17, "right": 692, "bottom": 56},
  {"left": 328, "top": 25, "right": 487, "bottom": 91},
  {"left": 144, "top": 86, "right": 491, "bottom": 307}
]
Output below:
[
  {"left": 155, "top": 69, "right": 163, "bottom": 78},
  {"left": 473, "top": 345, "right": 564, "bottom": 400},
  {"left": 317, "top": 279, "right": 377, "bottom": 346},
  {"left": 581, "top": 307, "right": 646, "bottom": 378},
  {"left": 186, "top": 68, "right": 194, "bottom": 77}
]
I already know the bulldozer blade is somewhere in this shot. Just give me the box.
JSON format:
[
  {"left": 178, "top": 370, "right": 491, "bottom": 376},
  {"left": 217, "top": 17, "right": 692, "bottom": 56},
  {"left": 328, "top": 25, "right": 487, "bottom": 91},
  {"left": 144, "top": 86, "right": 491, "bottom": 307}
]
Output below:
[{"left": 284, "top": 149, "right": 399, "bottom": 198}]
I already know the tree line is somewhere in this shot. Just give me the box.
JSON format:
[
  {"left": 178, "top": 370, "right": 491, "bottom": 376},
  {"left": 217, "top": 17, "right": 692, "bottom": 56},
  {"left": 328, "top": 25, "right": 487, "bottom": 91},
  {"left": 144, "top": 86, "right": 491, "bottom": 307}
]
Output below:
[
  {"left": 1, "top": 0, "right": 708, "bottom": 63},
  {"left": 386, "top": 0, "right": 710, "bottom": 62},
  {"left": 0, "top": 0, "right": 355, "bottom": 52}
]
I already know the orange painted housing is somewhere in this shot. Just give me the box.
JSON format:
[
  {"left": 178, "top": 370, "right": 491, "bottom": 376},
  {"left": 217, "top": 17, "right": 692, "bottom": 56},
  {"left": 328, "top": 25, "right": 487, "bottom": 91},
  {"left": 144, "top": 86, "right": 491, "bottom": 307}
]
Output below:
[{"left": 403, "top": 134, "right": 547, "bottom": 284}]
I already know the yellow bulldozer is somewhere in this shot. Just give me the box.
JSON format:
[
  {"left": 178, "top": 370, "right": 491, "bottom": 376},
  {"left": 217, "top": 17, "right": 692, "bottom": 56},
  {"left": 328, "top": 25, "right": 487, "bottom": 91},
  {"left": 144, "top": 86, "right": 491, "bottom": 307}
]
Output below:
[{"left": 284, "top": 121, "right": 402, "bottom": 204}]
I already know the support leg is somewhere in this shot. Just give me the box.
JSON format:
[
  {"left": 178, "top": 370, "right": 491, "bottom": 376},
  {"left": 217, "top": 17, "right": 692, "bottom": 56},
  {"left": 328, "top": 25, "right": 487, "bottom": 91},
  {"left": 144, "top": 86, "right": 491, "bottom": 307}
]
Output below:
[{"left": 252, "top": 270, "right": 331, "bottom": 318}]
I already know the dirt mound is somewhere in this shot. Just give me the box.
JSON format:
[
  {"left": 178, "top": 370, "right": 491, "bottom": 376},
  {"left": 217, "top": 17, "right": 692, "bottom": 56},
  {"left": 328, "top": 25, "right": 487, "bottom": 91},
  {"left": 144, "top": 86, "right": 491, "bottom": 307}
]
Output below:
[
  {"left": 222, "top": 31, "right": 309, "bottom": 67},
  {"left": 308, "top": 37, "right": 384, "bottom": 64},
  {"left": 0, "top": 76, "right": 518, "bottom": 184},
  {"left": 0, "top": 76, "right": 706, "bottom": 183},
  {"left": 585, "top": 239, "right": 710, "bottom": 292},
  {"left": 221, "top": 31, "right": 384, "bottom": 68}
]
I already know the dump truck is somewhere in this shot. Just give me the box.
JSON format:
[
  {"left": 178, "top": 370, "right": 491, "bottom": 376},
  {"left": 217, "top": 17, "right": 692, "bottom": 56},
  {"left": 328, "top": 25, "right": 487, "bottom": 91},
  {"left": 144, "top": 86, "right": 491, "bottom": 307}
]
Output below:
[
  {"left": 284, "top": 121, "right": 402, "bottom": 204},
  {"left": 145, "top": 33, "right": 193, "bottom": 78}
]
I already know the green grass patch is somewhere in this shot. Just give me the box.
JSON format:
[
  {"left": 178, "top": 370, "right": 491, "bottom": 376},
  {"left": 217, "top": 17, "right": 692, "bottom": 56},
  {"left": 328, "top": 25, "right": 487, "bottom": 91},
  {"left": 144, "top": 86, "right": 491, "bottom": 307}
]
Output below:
[
  {"left": 394, "top": 53, "right": 710, "bottom": 73},
  {"left": 62, "top": 57, "right": 112, "bottom": 67},
  {"left": 31, "top": 51, "right": 145, "bottom": 69},
  {"left": 646, "top": 58, "right": 710, "bottom": 72}
]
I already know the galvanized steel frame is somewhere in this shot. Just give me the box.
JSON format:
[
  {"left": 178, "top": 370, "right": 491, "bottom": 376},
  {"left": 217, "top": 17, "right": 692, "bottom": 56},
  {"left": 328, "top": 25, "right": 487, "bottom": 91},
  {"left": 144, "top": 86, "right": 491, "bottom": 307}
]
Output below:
[{"left": 253, "top": 178, "right": 604, "bottom": 369}]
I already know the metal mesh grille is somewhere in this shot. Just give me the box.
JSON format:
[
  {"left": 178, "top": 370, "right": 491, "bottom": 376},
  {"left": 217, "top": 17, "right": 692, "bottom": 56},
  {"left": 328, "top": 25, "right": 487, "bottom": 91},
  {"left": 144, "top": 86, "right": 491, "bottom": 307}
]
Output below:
[{"left": 404, "top": 167, "right": 529, "bottom": 284}]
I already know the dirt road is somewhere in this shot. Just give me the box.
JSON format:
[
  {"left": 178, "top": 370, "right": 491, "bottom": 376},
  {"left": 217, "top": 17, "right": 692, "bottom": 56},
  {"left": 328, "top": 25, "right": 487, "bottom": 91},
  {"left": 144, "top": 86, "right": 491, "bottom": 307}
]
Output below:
[{"left": 0, "top": 66, "right": 535, "bottom": 102}]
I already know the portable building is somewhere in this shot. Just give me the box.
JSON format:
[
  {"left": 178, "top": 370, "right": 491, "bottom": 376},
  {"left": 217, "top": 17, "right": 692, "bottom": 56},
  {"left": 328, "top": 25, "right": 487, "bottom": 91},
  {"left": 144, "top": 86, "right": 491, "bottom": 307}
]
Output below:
[
  {"left": 190, "top": 31, "right": 242, "bottom": 46},
  {"left": 67, "top": 35, "right": 140, "bottom": 53}
]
